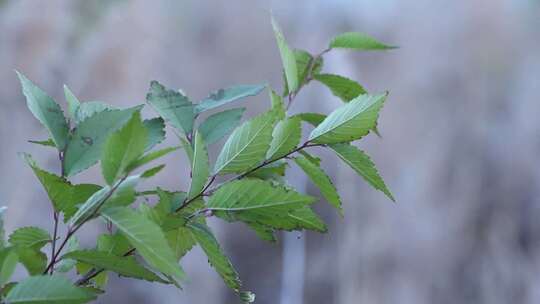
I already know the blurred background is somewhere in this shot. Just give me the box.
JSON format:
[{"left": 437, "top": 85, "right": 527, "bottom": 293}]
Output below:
[{"left": 1, "top": 0, "right": 540, "bottom": 303}]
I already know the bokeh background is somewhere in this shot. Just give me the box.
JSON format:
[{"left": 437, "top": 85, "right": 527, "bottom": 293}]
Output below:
[{"left": 1, "top": 1, "right": 540, "bottom": 303}]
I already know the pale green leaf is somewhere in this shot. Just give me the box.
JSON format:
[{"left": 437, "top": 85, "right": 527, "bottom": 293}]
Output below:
[
  {"left": 188, "top": 132, "right": 209, "bottom": 199},
  {"left": 127, "top": 146, "right": 179, "bottom": 172},
  {"left": 8, "top": 227, "right": 50, "bottom": 250},
  {"left": 28, "top": 139, "right": 55, "bottom": 148},
  {"left": 56, "top": 237, "right": 79, "bottom": 273},
  {"left": 166, "top": 227, "right": 196, "bottom": 260},
  {"left": 68, "top": 186, "right": 111, "bottom": 227},
  {"left": 146, "top": 80, "right": 195, "bottom": 135},
  {"left": 140, "top": 164, "right": 165, "bottom": 178},
  {"left": 198, "top": 108, "right": 245, "bottom": 145},
  {"left": 247, "top": 161, "right": 287, "bottom": 181},
  {"left": 15, "top": 247, "right": 47, "bottom": 275},
  {"left": 101, "top": 207, "right": 185, "bottom": 281},
  {"left": 0, "top": 206, "right": 6, "bottom": 249},
  {"left": 5, "top": 275, "right": 96, "bottom": 304},
  {"left": 63, "top": 105, "right": 143, "bottom": 177},
  {"left": 101, "top": 111, "right": 148, "bottom": 185},
  {"left": 293, "top": 112, "right": 326, "bottom": 127},
  {"left": 195, "top": 85, "right": 265, "bottom": 113},
  {"left": 269, "top": 89, "right": 285, "bottom": 119},
  {"left": 283, "top": 49, "right": 324, "bottom": 96},
  {"left": 143, "top": 117, "right": 166, "bottom": 151},
  {"left": 271, "top": 17, "right": 298, "bottom": 93},
  {"left": 16, "top": 71, "right": 69, "bottom": 150},
  {"left": 75, "top": 101, "right": 115, "bottom": 125},
  {"left": 62, "top": 250, "right": 167, "bottom": 283},
  {"left": 266, "top": 117, "right": 301, "bottom": 160},
  {"left": 314, "top": 74, "right": 366, "bottom": 102},
  {"left": 308, "top": 93, "right": 387, "bottom": 144},
  {"left": 63, "top": 85, "right": 80, "bottom": 123},
  {"left": 97, "top": 233, "right": 131, "bottom": 256},
  {"left": 246, "top": 222, "right": 276, "bottom": 242},
  {"left": 329, "top": 32, "right": 397, "bottom": 50},
  {"left": 294, "top": 154, "right": 342, "bottom": 214},
  {"left": 330, "top": 143, "right": 394, "bottom": 201},
  {"left": 208, "top": 179, "right": 315, "bottom": 213}
]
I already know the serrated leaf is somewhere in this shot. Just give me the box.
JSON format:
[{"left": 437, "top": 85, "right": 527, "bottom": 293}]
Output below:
[
  {"left": 141, "top": 164, "right": 165, "bottom": 178},
  {"left": 0, "top": 206, "right": 6, "bottom": 249},
  {"left": 16, "top": 71, "right": 69, "bottom": 150},
  {"left": 166, "top": 227, "right": 196, "bottom": 260},
  {"left": 330, "top": 143, "right": 394, "bottom": 201},
  {"left": 246, "top": 222, "right": 276, "bottom": 242},
  {"left": 314, "top": 74, "right": 366, "bottom": 102},
  {"left": 15, "top": 247, "right": 47, "bottom": 275},
  {"left": 198, "top": 108, "right": 245, "bottom": 145},
  {"left": 269, "top": 89, "right": 285, "bottom": 119},
  {"left": 101, "top": 111, "right": 148, "bottom": 185},
  {"left": 5, "top": 275, "right": 96, "bottom": 304},
  {"left": 329, "top": 32, "right": 397, "bottom": 50},
  {"left": 0, "top": 248, "right": 18, "bottom": 285},
  {"left": 63, "top": 85, "right": 81, "bottom": 123},
  {"left": 64, "top": 106, "right": 143, "bottom": 177},
  {"left": 293, "top": 112, "right": 326, "bottom": 127},
  {"left": 28, "top": 139, "right": 55, "bottom": 148},
  {"left": 188, "top": 132, "right": 209, "bottom": 199},
  {"left": 156, "top": 189, "right": 187, "bottom": 214},
  {"left": 208, "top": 179, "right": 315, "bottom": 213},
  {"left": 22, "top": 153, "right": 101, "bottom": 220},
  {"left": 294, "top": 154, "right": 342, "bottom": 214},
  {"left": 214, "top": 112, "right": 275, "bottom": 175},
  {"left": 247, "top": 161, "right": 287, "bottom": 181},
  {"left": 75, "top": 101, "right": 115, "bottom": 125},
  {"left": 266, "top": 117, "right": 301, "bottom": 160},
  {"left": 308, "top": 93, "right": 387, "bottom": 144},
  {"left": 271, "top": 17, "right": 298, "bottom": 93},
  {"left": 97, "top": 234, "right": 131, "bottom": 256},
  {"left": 143, "top": 117, "right": 166, "bottom": 151},
  {"left": 195, "top": 85, "right": 265, "bottom": 113},
  {"left": 188, "top": 222, "right": 241, "bottom": 291},
  {"left": 146, "top": 80, "right": 195, "bottom": 135},
  {"left": 101, "top": 207, "right": 185, "bottom": 281},
  {"left": 8, "top": 227, "right": 50, "bottom": 250},
  {"left": 62, "top": 250, "right": 167, "bottom": 283}
]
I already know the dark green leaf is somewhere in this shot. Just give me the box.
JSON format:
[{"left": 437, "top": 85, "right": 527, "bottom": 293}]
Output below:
[
  {"left": 195, "top": 85, "right": 265, "bottom": 113},
  {"left": 330, "top": 143, "right": 394, "bottom": 201},
  {"left": 314, "top": 74, "right": 366, "bottom": 102},
  {"left": 16, "top": 71, "right": 69, "bottom": 150},
  {"left": 198, "top": 108, "right": 245, "bottom": 145},
  {"left": 146, "top": 80, "right": 195, "bottom": 135}
]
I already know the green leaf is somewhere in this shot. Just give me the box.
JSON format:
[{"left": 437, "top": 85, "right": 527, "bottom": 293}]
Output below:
[
  {"left": 146, "top": 80, "right": 195, "bottom": 135},
  {"left": 293, "top": 112, "right": 326, "bottom": 127},
  {"left": 56, "top": 237, "right": 79, "bottom": 273},
  {"left": 101, "top": 207, "right": 185, "bottom": 281},
  {"left": 246, "top": 222, "right": 276, "bottom": 242},
  {"left": 143, "top": 117, "right": 166, "bottom": 151},
  {"left": 188, "top": 132, "right": 209, "bottom": 199},
  {"left": 0, "top": 248, "right": 18, "bottom": 285},
  {"left": 0, "top": 206, "right": 6, "bottom": 249},
  {"left": 294, "top": 154, "right": 342, "bottom": 214},
  {"left": 314, "top": 74, "right": 366, "bottom": 102},
  {"left": 271, "top": 16, "right": 298, "bottom": 93},
  {"left": 75, "top": 101, "right": 115, "bottom": 125},
  {"left": 269, "top": 89, "right": 285, "bottom": 119},
  {"left": 330, "top": 143, "right": 394, "bottom": 201},
  {"left": 5, "top": 275, "right": 96, "bottom": 304},
  {"left": 140, "top": 164, "right": 165, "bottom": 178},
  {"left": 283, "top": 50, "right": 324, "bottom": 96},
  {"left": 214, "top": 112, "right": 275, "bottom": 175},
  {"left": 8, "top": 227, "right": 50, "bottom": 250},
  {"left": 308, "top": 93, "right": 387, "bottom": 144},
  {"left": 63, "top": 85, "right": 81, "bottom": 123},
  {"left": 188, "top": 222, "right": 242, "bottom": 291},
  {"left": 76, "top": 262, "right": 108, "bottom": 289},
  {"left": 266, "top": 117, "right": 301, "bottom": 160},
  {"left": 166, "top": 227, "right": 196, "bottom": 260},
  {"left": 62, "top": 250, "right": 167, "bottom": 283},
  {"left": 247, "top": 161, "right": 287, "bottom": 181},
  {"left": 16, "top": 72, "right": 69, "bottom": 150},
  {"left": 198, "top": 108, "right": 245, "bottom": 145},
  {"left": 329, "top": 32, "right": 397, "bottom": 50},
  {"left": 22, "top": 153, "right": 101, "bottom": 219},
  {"left": 101, "top": 111, "right": 148, "bottom": 185},
  {"left": 97, "top": 234, "right": 131, "bottom": 256},
  {"left": 104, "top": 175, "right": 141, "bottom": 208},
  {"left": 68, "top": 186, "right": 111, "bottom": 227},
  {"left": 195, "top": 85, "right": 265, "bottom": 113},
  {"left": 28, "top": 139, "right": 56, "bottom": 148},
  {"left": 15, "top": 247, "right": 47, "bottom": 275},
  {"left": 208, "top": 179, "right": 315, "bottom": 213},
  {"left": 63, "top": 105, "right": 143, "bottom": 177},
  {"left": 127, "top": 146, "right": 179, "bottom": 172}
]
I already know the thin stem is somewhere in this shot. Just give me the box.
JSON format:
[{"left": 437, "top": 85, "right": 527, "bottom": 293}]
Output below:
[
  {"left": 75, "top": 248, "right": 136, "bottom": 286},
  {"left": 49, "top": 212, "right": 59, "bottom": 275},
  {"left": 175, "top": 175, "right": 216, "bottom": 213}
]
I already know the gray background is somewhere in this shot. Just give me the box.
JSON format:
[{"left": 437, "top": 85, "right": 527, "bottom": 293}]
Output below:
[{"left": 1, "top": 0, "right": 540, "bottom": 303}]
